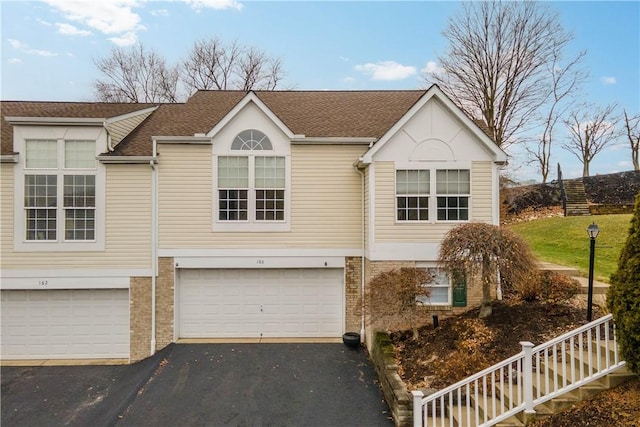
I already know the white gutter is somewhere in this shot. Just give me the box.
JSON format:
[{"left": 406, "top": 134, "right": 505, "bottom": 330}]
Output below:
[
  {"left": 354, "top": 165, "right": 366, "bottom": 342},
  {"left": 0, "top": 154, "right": 19, "bottom": 163},
  {"left": 97, "top": 156, "right": 157, "bottom": 164},
  {"left": 150, "top": 138, "right": 158, "bottom": 355},
  {"left": 5, "top": 116, "right": 105, "bottom": 126}
]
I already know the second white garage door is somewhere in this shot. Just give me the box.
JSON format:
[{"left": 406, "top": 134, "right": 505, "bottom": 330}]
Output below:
[
  {"left": 178, "top": 268, "right": 344, "bottom": 338},
  {"left": 1, "top": 289, "right": 129, "bottom": 360}
]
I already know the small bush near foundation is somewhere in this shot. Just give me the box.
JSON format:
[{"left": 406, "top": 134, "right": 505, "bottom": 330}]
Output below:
[{"left": 517, "top": 271, "right": 581, "bottom": 303}]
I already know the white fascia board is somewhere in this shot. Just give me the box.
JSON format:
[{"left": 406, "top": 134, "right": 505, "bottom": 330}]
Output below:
[
  {"left": 5, "top": 116, "right": 104, "bottom": 126},
  {"left": 105, "top": 106, "right": 159, "bottom": 124},
  {"left": 158, "top": 248, "right": 361, "bottom": 258},
  {"left": 175, "top": 256, "right": 346, "bottom": 269},
  {"left": 97, "top": 156, "right": 157, "bottom": 164},
  {"left": 1, "top": 268, "right": 153, "bottom": 289},
  {"left": 205, "top": 92, "right": 296, "bottom": 139},
  {"left": 360, "top": 85, "right": 508, "bottom": 164},
  {"left": 369, "top": 242, "right": 441, "bottom": 262},
  {"left": 290, "top": 137, "right": 376, "bottom": 145},
  {"left": 0, "top": 154, "right": 18, "bottom": 163},
  {"left": 153, "top": 136, "right": 212, "bottom": 144}
]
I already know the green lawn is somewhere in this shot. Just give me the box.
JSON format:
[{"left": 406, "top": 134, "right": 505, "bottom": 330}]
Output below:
[{"left": 508, "top": 214, "right": 632, "bottom": 283}]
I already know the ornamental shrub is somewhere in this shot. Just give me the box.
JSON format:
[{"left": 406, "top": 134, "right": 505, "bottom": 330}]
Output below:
[{"left": 607, "top": 192, "right": 640, "bottom": 374}]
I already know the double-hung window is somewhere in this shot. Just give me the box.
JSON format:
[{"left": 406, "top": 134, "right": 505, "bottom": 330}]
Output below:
[
  {"left": 416, "top": 268, "right": 450, "bottom": 305},
  {"left": 436, "top": 169, "right": 470, "bottom": 221},
  {"left": 216, "top": 129, "right": 288, "bottom": 228},
  {"left": 396, "top": 167, "right": 471, "bottom": 222},
  {"left": 396, "top": 170, "right": 430, "bottom": 221},
  {"left": 23, "top": 139, "right": 96, "bottom": 242}
]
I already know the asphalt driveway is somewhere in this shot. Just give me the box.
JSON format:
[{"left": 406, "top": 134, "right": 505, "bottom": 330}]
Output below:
[{"left": 2, "top": 343, "right": 393, "bottom": 427}]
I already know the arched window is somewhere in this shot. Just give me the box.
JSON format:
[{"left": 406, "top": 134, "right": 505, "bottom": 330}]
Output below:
[{"left": 231, "top": 129, "right": 272, "bottom": 151}]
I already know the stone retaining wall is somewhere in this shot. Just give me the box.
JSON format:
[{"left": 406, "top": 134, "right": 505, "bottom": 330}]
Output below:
[{"left": 370, "top": 331, "right": 412, "bottom": 427}]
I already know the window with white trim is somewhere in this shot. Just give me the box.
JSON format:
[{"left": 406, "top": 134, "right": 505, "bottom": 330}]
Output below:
[
  {"left": 23, "top": 139, "right": 96, "bottom": 241},
  {"left": 436, "top": 169, "right": 470, "bottom": 221},
  {"left": 396, "top": 169, "right": 430, "bottom": 221},
  {"left": 416, "top": 268, "right": 450, "bottom": 305},
  {"left": 217, "top": 130, "right": 286, "bottom": 223}
]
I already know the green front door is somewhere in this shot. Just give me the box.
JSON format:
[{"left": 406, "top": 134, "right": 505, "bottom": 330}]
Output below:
[{"left": 452, "top": 271, "right": 467, "bottom": 307}]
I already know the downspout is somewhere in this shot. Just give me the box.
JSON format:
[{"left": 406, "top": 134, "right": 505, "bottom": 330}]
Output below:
[
  {"left": 150, "top": 139, "right": 158, "bottom": 355},
  {"left": 355, "top": 166, "right": 366, "bottom": 342}
]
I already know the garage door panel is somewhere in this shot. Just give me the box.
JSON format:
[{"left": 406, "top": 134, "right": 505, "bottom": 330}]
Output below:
[
  {"left": 1, "top": 289, "right": 129, "bottom": 360},
  {"left": 179, "top": 268, "right": 343, "bottom": 338}
]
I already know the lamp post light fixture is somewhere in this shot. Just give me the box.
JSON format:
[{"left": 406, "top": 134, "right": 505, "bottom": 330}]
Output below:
[{"left": 586, "top": 222, "right": 600, "bottom": 321}]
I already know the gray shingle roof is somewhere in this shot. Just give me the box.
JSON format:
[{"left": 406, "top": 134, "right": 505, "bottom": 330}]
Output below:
[
  {"left": 1, "top": 101, "right": 157, "bottom": 155},
  {"left": 1, "top": 90, "right": 427, "bottom": 156}
]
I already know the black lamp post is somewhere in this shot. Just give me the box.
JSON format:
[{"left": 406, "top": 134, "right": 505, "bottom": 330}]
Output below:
[{"left": 586, "top": 222, "right": 600, "bottom": 321}]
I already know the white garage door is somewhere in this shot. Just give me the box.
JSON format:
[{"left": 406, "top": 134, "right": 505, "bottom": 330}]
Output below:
[
  {"left": 1, "top": 289, "right": 129, "bottom": 360},
  {"left": 178, "top": 268, "right": 344, "bottom": 338}
]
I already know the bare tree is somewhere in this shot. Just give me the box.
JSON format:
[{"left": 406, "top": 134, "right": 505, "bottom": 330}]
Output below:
[
  {"left": 527, "top": 48, "right": 587, "bottom": 183},
  {"left": 622, "top": 110, "right": 640, "bottom": 171},
  {"left": 562, "top": 103, "right": 619, "bottom": 177},
  {"left": 426, "top": 1, "right": 577, "bottom": 149},
  {"left": 181, "top": 37, "right": 285, "bottom": 94},
  {"left": 93, "top": 44, "right": 179, "bottom": 103},
  {"left": 438, "top": 223, "right": 537, "bottom": 318}
]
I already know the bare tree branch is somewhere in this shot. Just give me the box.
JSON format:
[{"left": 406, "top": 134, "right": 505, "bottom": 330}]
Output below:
[
  {"left": 92, "top": 44, "right": 179, "bottom": 103},
  {"left": 181, "top": 37, "right": 285, "bottom": 95},
  {"left": 562, "top": 103, "right": 620, "bottom": 177},
  {"left": 525, "top": 47, "right": 587, "bottom": 182},
  {"left": 426, "top": 1, "right": 577, "bottom": 150},
  {"left": 623, "top": 110, "right": 640, "bottom": 171}
]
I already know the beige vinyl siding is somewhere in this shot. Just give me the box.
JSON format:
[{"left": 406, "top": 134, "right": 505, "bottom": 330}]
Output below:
[
  {"left": 0, "top": 164, "right": 15, "bottom": 260},
  {"left": 471, "top": 161, "right": 493, "bottom": 222},
  {"left": 1, "top": 164, "right": 152, "bottom": 269},
  {"left": 157, "top": 144, "right": 366, "bottom": 249},
  {"left": 158, "top": 144, "right": 213, "bottom": 246},
  {"left": 375, "top": 161, "right": 495, "bottom": 243},
  {"left": 107, "top": 110, "right": 154, "bottom": 147}
]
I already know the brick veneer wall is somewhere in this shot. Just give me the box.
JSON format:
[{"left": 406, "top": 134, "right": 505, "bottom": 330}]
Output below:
[
  {"left": 363, "top": 259, "right": 488, "bottom": 347},
  {"left": 130, "top": 277, "right": 151, "bottom": 362},
  {"left": 156, "top": 257, "right": 175, "bottom": 350},
  {"left": 345, "top": 257, "right": 363, "bottom": 333}
]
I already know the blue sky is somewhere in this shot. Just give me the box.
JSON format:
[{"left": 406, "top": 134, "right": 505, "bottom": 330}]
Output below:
[{"left": 1, "top": 0, "right": 639, "bottom": 182}]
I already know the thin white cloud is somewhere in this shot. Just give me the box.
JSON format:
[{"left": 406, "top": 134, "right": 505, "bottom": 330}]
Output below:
[
  {"left": 339, "top": 56, "right": 350, "bottom": 62},
  {"left": 183, "top": 0, "right": 243, "bottom": 11},
  {"left": 36, "top": 18, "right": 53, "bottom": 26},
  {"left": 8, "top": 58, "right": 22, "bottom": 64},
  {"left": 343, "top": 77, "right": 356, "bottom": 84},
  {"left": 8, "top": 39, "right": 26, "bottom": 49},
  {"left": 421, "top": 60, "right": 444, "bottom": 75},
  {"left": 601, "top": 76, "right": 617, "bottom": 85},
  {"left": 108, "top": 31, "right": 138, "bottom": 47},
  {"left": 354, "top": 61, "right": 417, "bottom": 81},
  {"left": 8, "top": 38, "right": 57, "bottom": 57},
  {"left": 43, "top": 0, "right": 143, "bottom": 34},
  {"left": 56, "top": 23, "right": 92, "bottom": 36},
  {"left": 151, "top": 9, "right": 169, "bottom": 16}
]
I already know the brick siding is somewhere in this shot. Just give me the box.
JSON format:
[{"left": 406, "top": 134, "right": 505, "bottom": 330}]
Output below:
[{"left": 130, "top": 276, "right": 151, "bottom": 362}]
